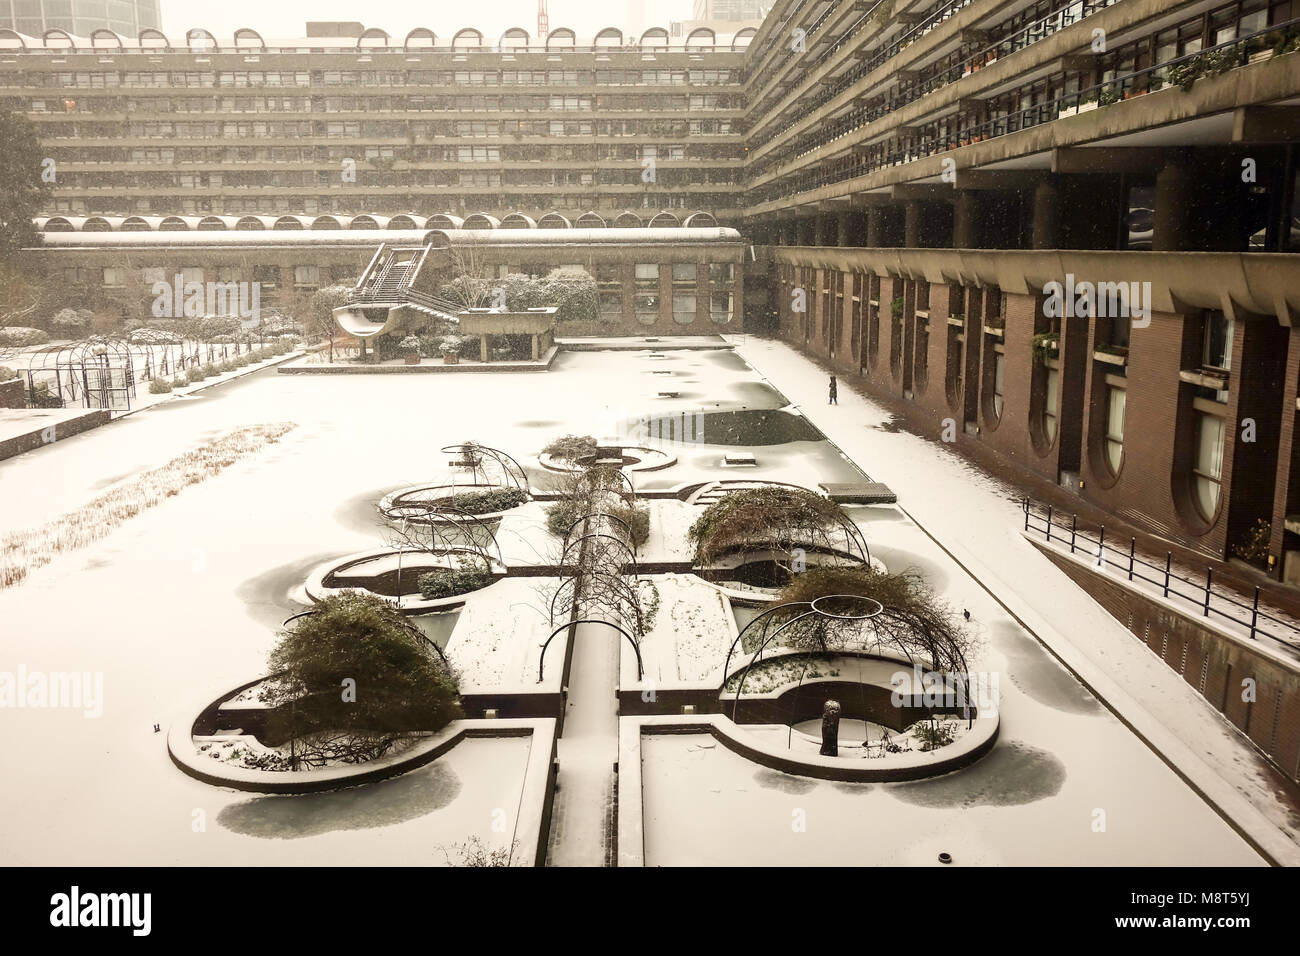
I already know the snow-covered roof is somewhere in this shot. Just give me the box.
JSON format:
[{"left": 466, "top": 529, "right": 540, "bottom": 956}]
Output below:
[
  {"left": 30, "top": 226, "right": 743, "bottom": 251},
  {"left": 0, "top": 25, "right": 752, "bottom": 54}
]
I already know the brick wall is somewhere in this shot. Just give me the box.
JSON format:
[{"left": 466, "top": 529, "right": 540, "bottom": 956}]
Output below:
[
  {"left": 1033, "top": 540, "right": 1300, "bottom": 787},
  {"left": 775, "top": 261, "right": 1262, "bottom": 563}
]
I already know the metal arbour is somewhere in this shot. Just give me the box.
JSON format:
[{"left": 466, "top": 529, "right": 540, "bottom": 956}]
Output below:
[
  {"left": 381, "top": 502, "right": 506, "bottom": 568},
  {"left": 720, "top": 595, "right": 974, "bottom": 729},
  {"left": 538, "top": 617, "right": 643, "bottom": 682},
  {"left": 25, "top": 337, "right": 137, "bottom": 410},
  {"left": 693, "top": 483, "right": 872, "bottom": 570},
  {"left": 439, "top": 441, "right": 531, "bottom": 494},
  {"left": 547, "top": 570, "right": 646, "bottom": 638},
  {"left": 540, "top": 461, "right": 647, "bottom": 679},
  {"left": 282, "top": 609, "right": 451, "bottom": 667}
]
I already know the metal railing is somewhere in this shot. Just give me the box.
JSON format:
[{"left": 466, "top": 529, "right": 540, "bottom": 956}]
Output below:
[
  {"left": 1022, "top": 498, "right": 1300, "bottom": 647},
  {"left": 749, "top": 15, "right": 1300, "bottom": 208}
]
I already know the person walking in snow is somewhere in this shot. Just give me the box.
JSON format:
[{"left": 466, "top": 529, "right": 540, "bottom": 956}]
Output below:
[{"left": 828, "top": 374, "right": 838, "bottom": 405}]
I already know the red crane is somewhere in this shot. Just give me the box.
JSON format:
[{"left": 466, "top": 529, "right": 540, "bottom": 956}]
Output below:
[{"left": 538, "top": 0, "right": 549, "bottom": 38}]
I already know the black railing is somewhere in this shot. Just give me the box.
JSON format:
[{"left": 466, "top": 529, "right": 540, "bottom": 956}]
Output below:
[
  {"left": 750, "top": 15, "right": 1300, "bottom": 208},
  {"left": 1022, "top": 498, "right": 1299, "bottom": 647}
]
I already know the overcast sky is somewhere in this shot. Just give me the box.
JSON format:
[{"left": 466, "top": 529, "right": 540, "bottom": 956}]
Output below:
[{"left": 158, "top": 0, "right": 696, "bottom": 40}]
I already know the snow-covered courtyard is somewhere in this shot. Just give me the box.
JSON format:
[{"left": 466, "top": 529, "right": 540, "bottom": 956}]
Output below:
[{"left": 0, "top": 340, "right": 1291, "bottom": 866}]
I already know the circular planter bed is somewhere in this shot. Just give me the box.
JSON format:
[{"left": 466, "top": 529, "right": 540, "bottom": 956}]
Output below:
[
  {"left": 711, "top": 648, "right": 999, "bottom": 781},
  {"left": 304, "top": 547, "right": 503, "bottom": 612},
  {"left": 538, "top": 445, "right": 676, "bottom": 474},
  {"left": 167, "top": 675, "right": 471, "bottom": 793},
  {"left": 379, "top": 482, "right": 529, "bottom": 523},
  {"left": 698, "top": 547, "right": 888, "bottom": 599}
]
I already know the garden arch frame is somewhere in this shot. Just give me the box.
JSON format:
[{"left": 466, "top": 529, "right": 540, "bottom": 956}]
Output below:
[{"left": 538, "top": 618, "right": 642, "bottom": 681}]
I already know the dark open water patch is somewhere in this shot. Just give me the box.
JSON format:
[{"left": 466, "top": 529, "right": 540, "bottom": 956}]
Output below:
[
  {"left": 334, "top": 485, "right": 394, "bottom": 535},
  {"left": 866, "top": 548, "right": 951, "bottom": 593},
  {"left": 991, "top": 621, "right": 1103, "bottom": 716},
  {"left": 888, "top": 740, "right": 1065, "bottom": 808},
  {"left": 235, "top": 551, "right": 336, "bottom": 626},
  {"left": 700, "top": 350, "right": 751, "bottom": 371},
  {"left": 874, "top": 415, "right": 906, "bottom": 433},
  {"left": 752, "top": 768, "right": 819, "bottom": 795},
  {"left": 723, "top": 381, "right": 788, "bottom": 409},
  {"left": 693, "top": 408, "right": 824, "bottom": 446},
  {"left": 218, "top": 762, "right": 461, "bottom": 839}
]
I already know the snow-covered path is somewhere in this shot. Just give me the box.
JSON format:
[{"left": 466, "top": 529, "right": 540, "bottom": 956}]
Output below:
[
  {"left": 545, "top": 620, "right": 619, "bottom": 867},
  {"left": 729, "top": 335, "right": 1300, "bottom": 864}
]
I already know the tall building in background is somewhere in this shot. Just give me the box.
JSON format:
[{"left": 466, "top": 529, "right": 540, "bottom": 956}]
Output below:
[
  {"left": 692, "top": 0, "right": 771, "bottom": 20},
  {"left": 1, "top": 0, "right": 160, "bottom": 37}
]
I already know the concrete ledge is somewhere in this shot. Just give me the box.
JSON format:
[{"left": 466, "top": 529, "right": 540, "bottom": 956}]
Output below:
[
  {"left": 558, "top": 335, "right": 734, "bottom": 351},
  {"left": 0, "top": 407, "right": 111, "bottom": 462},
  {"left": 820, "top": 480, "right": 898, "bottom": 503},
  {"left": 278, "top": 346, "right": 558, "bottom": 373}
]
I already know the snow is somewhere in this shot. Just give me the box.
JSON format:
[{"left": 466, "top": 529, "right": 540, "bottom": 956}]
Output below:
[
  {"left": 445, "top": 576, "right": 563, "bottom": 692},
  {"left": 628, "top": 573, "right": 735, "bottom": 685},
  {"left": 636, "top": 731, "right": 1264, "bottom": 866},
  {"left": 728, "top": 335, "right": 1300, "bottom": 865},
  {"left": 0, "top": 339, "right": 1290, "bottom": 866}
]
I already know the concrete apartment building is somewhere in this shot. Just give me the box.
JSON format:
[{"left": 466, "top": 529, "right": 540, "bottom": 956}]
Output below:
[{"left": 3, "top": 0, "right": 1300, "bottom": 582}]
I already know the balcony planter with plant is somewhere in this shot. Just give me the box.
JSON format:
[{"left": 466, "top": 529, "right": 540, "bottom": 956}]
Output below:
[
  {"left": 1031, "top": 332, "right": 1059, "bottom": 366},
  {"left": 399, "top": 335, "right": 422, "bottom": 365},
  {"left": 439, "top": 335, "right": 463, "bottom": 365}
]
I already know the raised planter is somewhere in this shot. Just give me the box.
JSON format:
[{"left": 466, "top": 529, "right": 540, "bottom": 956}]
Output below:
[
  {"left": 303, "top": 547, "right": 504, "bottom": 612},
  {"left": 1094, "top": 349, "right": 1128, "bottom": 367}
]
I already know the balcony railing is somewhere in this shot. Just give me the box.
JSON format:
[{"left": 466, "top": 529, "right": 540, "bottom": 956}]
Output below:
[
  {"left": 1023, "top": 498, "right": 1299, "bottom": 649},
  {"left": 748, "top": 16, "right": 1300, "bottom": 209}
]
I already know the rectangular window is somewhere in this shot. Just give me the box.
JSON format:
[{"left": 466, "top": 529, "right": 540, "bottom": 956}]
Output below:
[
  {"left": 1202, "top": 311, "right": 1233, "bottom": 371},
  {"left": 671, "top": 263, "right": 696, "bottom": 285},
  {"left": 293, "top": 265, "right": 319, "bottom": 289},
  {"left": 102, "top": 266, "right": 126, "bottom": 288},
  {"left": 634, "top": 263, "right": 659, "bottom": 284},
  {"left": 599, "top": 292, "right": 622, "bottom": 319},
  {"left": 711, "top": 292, "right": 734, "bottom": 325}
]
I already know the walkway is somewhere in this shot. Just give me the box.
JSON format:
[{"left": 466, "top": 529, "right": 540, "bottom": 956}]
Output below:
[{"left": 544, "top": 619, "right": 620, "bottom": 866}]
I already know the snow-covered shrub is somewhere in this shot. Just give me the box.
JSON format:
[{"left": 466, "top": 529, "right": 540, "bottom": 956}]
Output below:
[
  {"left": 0, "top": 423, "right": 296, "bottom": 589},
  {"left": 417, "top": 563, "right": 495, "bottom": 600},
  {"left": 0, "top": 326, "right": 48, "bottom": 347},
  {"left": 148, "top": 378, "right": 173, "bottom": 394},
  {"left": 127, "top": 327, "right": 181, "bottom": 345}
]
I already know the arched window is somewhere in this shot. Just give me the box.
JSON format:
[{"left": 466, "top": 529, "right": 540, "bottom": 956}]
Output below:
[
  {"left": 1192, "top": 411, "right": 1225, "bottom": 521},
  {"left": 1104, "top": 386, "right": 1126, "bottom": 475}
]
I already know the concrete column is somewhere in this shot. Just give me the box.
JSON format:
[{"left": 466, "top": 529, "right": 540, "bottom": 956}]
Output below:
[
  {"left": 799, "top": 217, "right": 816, "bottom": 245},
  {"left": 904, "top": 202, "right": 923, "bottom": 247},
  {"left": 952, "top": 192, "right": 978, "bottom": 249},
  {"left": 1031, "top": 176, "right": 1061, "bottom": 250},
  {"left": 479, "top": 335, "right": 488, "bottom": 363},
  {"left": 865, "top": 207, "right": 886, "bottom": 247},
  {"left": 531, "top": 333, "right": 539, "bottom": 360},
  {"left": 1154, "top": 161, "right": 1195, "bottom": 252},
  {"left": 837, "top": 211, "right": 853, "bottom": 247},
  {"left": 814, "top": 214, "right": 832, "bottom": 247}
]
